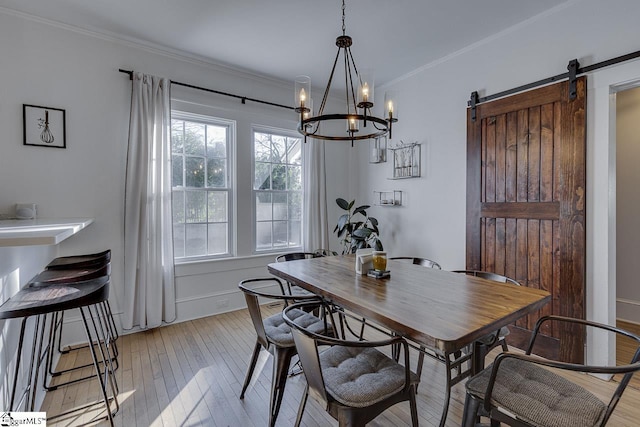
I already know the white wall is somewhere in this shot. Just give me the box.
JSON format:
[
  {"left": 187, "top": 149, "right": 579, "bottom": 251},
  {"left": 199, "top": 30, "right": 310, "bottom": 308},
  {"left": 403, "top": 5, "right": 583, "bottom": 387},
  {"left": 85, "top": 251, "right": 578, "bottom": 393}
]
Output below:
[
  {"left": 356, "top": 0, "right": 640, "bottom": 365},
  {"left": 0, "top": 8, "right": 351, "bottom": 410},
  {"left": 616, "top": 87, "right": 640, "bottom": 324}
]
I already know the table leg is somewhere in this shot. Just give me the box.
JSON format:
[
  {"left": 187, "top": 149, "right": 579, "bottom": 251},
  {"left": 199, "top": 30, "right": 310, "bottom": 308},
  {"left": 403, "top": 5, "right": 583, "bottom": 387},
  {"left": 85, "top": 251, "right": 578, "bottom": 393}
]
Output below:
[{"left": 438, "top": 352, "right": 453, "bottom": 427}]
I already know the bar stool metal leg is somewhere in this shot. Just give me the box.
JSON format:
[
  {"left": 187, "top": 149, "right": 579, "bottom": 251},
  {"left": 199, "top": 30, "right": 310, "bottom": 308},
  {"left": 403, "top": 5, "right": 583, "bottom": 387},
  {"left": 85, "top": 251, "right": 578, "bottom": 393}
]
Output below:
[{"left": 79, "top": 306, "right": 117, "bottom": 426}]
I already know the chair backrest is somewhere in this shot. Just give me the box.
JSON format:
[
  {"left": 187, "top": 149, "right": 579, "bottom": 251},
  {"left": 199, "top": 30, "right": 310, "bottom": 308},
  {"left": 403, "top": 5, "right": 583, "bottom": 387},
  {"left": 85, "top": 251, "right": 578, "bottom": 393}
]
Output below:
[
  {"left": 452, "top": 270, "right": 520, "bottom": 286},
  {"left": 390, "top": 256, "right": 442, "bottom": 269},
  {"left": 238, "top": 277, "right": 311, "bottom": 347},
  {"left": 282, "top": 301, "right": 334, "bottom": 406},
  {"left": 275, "top": 252, "right": 317, "bottom": 262},
  {"left": 313, "top": 249, "right": 338, "bottom": 257}
]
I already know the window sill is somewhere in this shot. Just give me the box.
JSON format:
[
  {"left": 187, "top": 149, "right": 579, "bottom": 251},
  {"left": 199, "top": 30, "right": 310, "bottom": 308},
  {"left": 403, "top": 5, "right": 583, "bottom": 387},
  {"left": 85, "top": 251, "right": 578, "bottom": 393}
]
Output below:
[{"left": 174, "top": 253, "right": 278, "bottom": 277}]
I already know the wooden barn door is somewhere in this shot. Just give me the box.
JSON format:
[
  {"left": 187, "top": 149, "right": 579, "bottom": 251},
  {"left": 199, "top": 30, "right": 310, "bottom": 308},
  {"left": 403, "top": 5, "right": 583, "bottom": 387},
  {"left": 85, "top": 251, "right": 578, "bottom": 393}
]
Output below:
[{"left": 466, "top": 78, "right": 586, "bottom": 363}]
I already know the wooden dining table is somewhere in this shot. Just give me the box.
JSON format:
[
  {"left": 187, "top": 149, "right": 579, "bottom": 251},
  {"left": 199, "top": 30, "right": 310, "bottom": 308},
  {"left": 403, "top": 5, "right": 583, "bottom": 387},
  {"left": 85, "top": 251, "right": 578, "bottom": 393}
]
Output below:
[{"left": 268, "top": 254, "right": 551, "bottom": 426}]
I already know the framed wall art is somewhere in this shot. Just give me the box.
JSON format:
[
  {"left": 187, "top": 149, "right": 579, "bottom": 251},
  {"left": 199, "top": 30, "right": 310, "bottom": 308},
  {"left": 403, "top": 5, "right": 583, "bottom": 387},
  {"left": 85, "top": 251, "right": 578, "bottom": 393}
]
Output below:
[{"left": 23, "top": 104, "right": 66, "bottom": 149}]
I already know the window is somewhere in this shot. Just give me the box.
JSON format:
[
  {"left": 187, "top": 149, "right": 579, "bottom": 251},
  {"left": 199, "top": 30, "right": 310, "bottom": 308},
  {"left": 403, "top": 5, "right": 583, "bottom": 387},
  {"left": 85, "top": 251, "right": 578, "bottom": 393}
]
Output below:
[
  {"left": 253, "top": 128, "right": 303, "bottom": 251},
  {"left": 171, "top": 113, "right": 233, "bottom": 260}
]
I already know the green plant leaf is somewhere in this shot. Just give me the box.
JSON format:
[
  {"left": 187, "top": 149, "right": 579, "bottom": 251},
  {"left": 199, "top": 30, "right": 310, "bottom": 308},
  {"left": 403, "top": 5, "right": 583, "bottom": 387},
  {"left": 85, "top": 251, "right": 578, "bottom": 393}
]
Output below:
[
  {"left": 352, "top": 205, "right": 370, "bottom": 216},
  {"left": 353, "top": 228, "right": 372, "bottom": 239},
  {"left": 337, "top": 213, "right": 348, "bottom": 230},
  {"left": 347, "top": 200, "right": 355, "bottom": 210},
  {"left": 374, "top": 239, "right": 384, "bottom": 251},
  {"left": 369, "top": 217, "right": 378, "bottom": 227},
  {"left": 336, "top": 198, "right": 350, "bottom": 210}
]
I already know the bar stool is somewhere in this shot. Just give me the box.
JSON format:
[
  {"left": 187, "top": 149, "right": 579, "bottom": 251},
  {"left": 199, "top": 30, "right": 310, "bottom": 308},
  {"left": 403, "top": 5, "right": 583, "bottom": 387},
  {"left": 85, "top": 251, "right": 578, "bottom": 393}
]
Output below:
[
  {"left": 45, "top": 249, "right": 111, "bottom": 270},
  {"left": 43, "top": 250, "right": 118, "bottom": 355},
  {"left": 27, "top": 263, "right": 118, "bottom": 391},
  {"left": 0, "top": 275, "right": 118, "bottom": 425}
]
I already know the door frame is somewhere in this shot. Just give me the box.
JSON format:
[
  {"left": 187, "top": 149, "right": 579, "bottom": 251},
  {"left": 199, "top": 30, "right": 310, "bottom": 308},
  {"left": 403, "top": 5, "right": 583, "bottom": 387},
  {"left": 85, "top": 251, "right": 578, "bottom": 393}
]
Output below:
[{"left": 589, "top": 61, "right": 640, "bottom": 371}]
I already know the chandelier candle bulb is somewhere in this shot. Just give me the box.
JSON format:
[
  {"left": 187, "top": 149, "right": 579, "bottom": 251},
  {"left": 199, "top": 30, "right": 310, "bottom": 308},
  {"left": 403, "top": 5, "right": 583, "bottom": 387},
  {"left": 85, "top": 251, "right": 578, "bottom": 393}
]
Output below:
[{"left": 348, "top": 117, "right": 359, "bottom": 132}]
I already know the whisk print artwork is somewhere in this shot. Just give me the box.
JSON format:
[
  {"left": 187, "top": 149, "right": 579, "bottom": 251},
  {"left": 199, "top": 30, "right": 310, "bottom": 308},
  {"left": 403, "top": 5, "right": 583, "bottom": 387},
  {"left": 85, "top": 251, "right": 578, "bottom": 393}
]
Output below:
[{"left": 23, "top": 104, "right": 66, "bottom": 148}]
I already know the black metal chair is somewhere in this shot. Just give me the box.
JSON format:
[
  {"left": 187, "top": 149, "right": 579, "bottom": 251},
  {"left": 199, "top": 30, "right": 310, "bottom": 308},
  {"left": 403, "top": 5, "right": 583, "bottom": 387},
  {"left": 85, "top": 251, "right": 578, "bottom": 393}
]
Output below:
[
  {"left": 274, "top": 252, "right": 318, "bottom": 262},
  {"left": 462, "top": 315, "right": 640, "bottom": 427},
  {"left": 389, "top": 256, "right": 442, "bottom": 380},
  {"left": 452, "top": 270, "right": 521, "bottom": 355},
  {"left": 313, "top": 248, "right": 339, "bottom": 257},
  {"left": 390, "top": 256, "right": 442, "bottom": 270},
  {"left": 275, "top": 252, "right": 320, "bottom": 298},
  {"left": 238, "top": 278, "right": 328, "bottom": 427},
  {"left": 283, "top": 300, "right": 419, "bottom": 427}
]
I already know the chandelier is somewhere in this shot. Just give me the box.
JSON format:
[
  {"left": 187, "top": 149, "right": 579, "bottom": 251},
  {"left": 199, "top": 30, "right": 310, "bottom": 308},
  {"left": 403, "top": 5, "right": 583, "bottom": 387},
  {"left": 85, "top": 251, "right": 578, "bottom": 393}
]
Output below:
[{"left": 294, "top": 0, "right": 397, "bottom": 144}]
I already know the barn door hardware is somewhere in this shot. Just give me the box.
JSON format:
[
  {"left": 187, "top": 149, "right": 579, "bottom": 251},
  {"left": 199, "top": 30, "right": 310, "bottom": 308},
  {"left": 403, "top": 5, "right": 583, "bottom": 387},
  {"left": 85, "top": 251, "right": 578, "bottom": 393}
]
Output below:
[{"left": 469, "top": 48, "right": 640, "bottom": 121}]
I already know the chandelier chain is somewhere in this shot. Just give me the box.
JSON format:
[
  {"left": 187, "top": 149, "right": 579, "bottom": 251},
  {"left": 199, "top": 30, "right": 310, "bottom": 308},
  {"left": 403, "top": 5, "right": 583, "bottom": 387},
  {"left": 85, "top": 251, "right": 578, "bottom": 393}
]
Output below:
[{"left": 342, "top": 0, "right": 346, "bottom": 35}]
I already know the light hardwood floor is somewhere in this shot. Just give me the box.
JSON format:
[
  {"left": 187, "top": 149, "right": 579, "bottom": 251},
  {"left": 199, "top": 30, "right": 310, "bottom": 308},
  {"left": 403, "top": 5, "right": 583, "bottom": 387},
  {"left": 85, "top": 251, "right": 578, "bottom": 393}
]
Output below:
[{"left": 40, "top": 307, "right": 640, "bottom": 426}]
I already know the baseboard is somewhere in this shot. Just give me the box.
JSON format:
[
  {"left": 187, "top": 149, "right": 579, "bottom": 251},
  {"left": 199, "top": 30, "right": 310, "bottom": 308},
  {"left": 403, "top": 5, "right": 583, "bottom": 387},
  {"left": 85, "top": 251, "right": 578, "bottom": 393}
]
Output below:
[{"left": 616, "top": 298, "right": 640, "bottom": 324}]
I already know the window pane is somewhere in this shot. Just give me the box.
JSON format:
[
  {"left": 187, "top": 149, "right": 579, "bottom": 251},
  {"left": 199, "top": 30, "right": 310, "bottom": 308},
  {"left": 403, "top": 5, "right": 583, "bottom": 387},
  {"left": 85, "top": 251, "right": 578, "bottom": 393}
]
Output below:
[
  {"left": 172, "top": 154, "right": 184, "bottom": 187},
  {"left": 273, "top": 221, "right": 288, "bottom": 247},
  {"left": 255, "top": 162, "right": 271, "bottom": 190},
  {"left": 185, "top": 191, "right": 207, "bottom": 223},
  {"left": 289, "top": 192, "right": 302, "bottom": 220},
  {"left": 256, "top": 222, "right": 272, "bottom": 250},
  {"left": 256, "top": 193, "right": 272, "bottom": 221},
  {"left": 207, "top": 158, "right": 226, "bottom": 188},
  {"left": 254, "top": 132, "right": 271, "bottom": 162},
  {"left": 287, "top": 137, "right": 302, "bottom": 165},
  {"left": 288, "top": 165, "right": 302, "bottom": 190},
  {"left": 208, "top": 192, "right": 227, "bottom": 223},
  {"left": 186, "top": 157, "right": 205, "bottom": 187},
  {"left": 272, "top": 164, "right": 287, "bottom": 191},
  {"left": 172, "top": 190, "right": 185, "bottom": 223},
  {"left": 172, "top": 114, "right": 233, "bottom": 260},
  {"left": 171, "top": 120, "right": 184, "bottom": 152},
  {"left": 207, "top": 125, "right": 226, "bottom": 158},
  {"left": 272, "top": 135, "right": 286, "bottom": 163},
  {"left": 289, "top": 220, "right": 301, "bottom": 247},
  {"left": 208, "top": 223, "right": 227, "bottom": 255},
  {"left": 173, "top": 224, "right": 185, "bottom": 258},
  {"left": 184, "top": 122, "right": 205, "bottom": 156},
  {"left": 185, "top": 224, "right": 207, "bottom": 257},
  {"left": 273, "top": 193, "right": 287, "bottom": 220}
]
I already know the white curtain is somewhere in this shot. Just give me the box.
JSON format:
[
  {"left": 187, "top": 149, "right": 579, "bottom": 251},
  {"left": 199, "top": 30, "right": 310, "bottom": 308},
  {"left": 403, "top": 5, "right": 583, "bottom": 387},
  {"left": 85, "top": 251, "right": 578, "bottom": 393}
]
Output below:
[
  {"left": 303, "top": 139, "right": 330, "bottom": 251},
  {"left": 123, "top": 72, "right": 176, "bottom": 330}
]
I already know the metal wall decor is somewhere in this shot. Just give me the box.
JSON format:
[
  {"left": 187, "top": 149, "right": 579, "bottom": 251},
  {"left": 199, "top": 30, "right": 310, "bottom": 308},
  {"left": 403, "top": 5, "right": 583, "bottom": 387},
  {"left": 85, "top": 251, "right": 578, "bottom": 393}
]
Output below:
[
  {"left": 374, "top": 190, "right": 402, "bottom": 206},
  {"left": 294, "top": 0, "right": 397, "bottom": 144},
  {"left": 23, "top": 104, "right": 66, "bottom": 149},
  {"left": 389, "top": 142, "right": 421, "bottom": 179}
]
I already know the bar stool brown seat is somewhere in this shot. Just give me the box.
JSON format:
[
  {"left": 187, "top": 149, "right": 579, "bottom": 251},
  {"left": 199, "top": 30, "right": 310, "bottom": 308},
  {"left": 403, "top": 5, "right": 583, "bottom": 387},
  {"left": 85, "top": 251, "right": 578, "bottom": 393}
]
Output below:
[
  {"left": 27, "top": 263, "right": 118, "bottom": 391},
  {"left": 45, "top": 249, "right": 111, "bottom": 270},
  {"left": 0, "top": 275, "right": 118, "bottom": 425}
]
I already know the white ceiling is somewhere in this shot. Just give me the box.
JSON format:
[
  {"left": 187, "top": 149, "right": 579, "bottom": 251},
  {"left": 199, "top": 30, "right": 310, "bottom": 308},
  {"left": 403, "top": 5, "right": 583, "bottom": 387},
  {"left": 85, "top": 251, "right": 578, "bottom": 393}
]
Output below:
[{"left": 1, "top": 0, "right": 568, "bottom": 88}]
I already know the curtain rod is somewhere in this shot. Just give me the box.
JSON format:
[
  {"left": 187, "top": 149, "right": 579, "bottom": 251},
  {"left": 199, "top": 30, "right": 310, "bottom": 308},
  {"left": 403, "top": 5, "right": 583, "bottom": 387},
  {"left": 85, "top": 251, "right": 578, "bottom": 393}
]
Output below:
[{"left": 118, "top": 69, "right": 294, "bottom": 111}]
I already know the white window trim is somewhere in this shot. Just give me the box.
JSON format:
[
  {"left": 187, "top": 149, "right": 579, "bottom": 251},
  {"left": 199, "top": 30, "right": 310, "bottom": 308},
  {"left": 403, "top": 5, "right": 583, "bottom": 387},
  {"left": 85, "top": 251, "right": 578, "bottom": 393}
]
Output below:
[
  {"left": 171, "top": 110, "right": 236, "bottom": 263},
  {"left": 251, "top": 124, "right": 305, "bottom": 254}
]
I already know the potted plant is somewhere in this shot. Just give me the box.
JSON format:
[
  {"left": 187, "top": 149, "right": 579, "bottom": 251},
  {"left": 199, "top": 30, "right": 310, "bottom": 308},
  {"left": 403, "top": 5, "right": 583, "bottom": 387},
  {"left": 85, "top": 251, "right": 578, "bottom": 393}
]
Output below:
[{"left": 333, "top": 198, "right": 383, "bottom": 254}]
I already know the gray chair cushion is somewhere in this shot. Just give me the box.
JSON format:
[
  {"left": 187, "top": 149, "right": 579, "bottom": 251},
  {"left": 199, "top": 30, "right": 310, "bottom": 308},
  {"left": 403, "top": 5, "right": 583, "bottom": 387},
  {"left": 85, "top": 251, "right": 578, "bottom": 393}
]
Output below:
[
  {"left": 320, "top": 346, "right": 418, "bottom": 408},
  {"left": 264, "top": 308, "right": 328, "bottom": 347},
  {"left": 466, "top": 357, "right": 606, "bottom": 427}
]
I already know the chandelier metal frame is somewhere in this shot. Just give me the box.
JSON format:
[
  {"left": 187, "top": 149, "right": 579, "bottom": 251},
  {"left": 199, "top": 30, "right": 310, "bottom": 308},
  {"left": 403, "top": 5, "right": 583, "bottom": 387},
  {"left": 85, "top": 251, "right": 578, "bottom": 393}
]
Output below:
[{"left": 295, "top": 0, "right": 397, "bottom": 143}]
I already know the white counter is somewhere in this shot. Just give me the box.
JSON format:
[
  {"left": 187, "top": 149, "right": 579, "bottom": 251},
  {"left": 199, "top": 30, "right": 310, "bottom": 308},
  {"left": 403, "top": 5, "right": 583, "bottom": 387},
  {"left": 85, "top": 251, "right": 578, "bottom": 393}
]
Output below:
[{"left": 0, "top": 218, "right": 94, "bottom": 247}]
